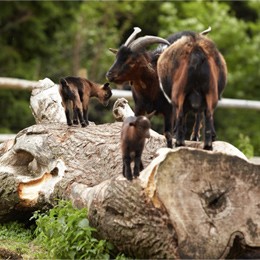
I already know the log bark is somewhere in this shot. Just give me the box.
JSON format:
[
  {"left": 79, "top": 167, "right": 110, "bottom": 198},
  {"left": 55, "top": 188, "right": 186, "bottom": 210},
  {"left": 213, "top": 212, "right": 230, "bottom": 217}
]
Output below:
[{"left": 0, "top": 78, "right": 260, "bottom": 259}]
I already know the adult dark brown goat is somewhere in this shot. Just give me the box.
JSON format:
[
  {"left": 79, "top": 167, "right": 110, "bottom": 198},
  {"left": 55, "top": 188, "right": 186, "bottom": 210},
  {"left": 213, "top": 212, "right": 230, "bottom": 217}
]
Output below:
[
  {"left": 158, "top": 31, "right": 227, "bottom": 150},
  {"left": 107, "top": 27, "right": 175, "bottom": 148},
  {"left": 121, "top": 113, "right": 154, "bottom": 181},
  {"left": 59, "top": 76, "right": 112, "bottom": 127},
  {"left": 106, "top": 27, "right": 211, "bottom": 148}
]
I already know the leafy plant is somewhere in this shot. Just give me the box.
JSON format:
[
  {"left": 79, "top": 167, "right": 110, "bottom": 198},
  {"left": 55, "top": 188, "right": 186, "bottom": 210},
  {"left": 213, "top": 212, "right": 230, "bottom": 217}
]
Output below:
[{"left": 31, "top": 200, "right": 115, "bottom": 260}]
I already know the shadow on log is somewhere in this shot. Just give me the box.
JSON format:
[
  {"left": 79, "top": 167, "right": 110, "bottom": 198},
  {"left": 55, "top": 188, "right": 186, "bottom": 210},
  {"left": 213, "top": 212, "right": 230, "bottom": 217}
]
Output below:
[{"left": 0, "top": 78, "right": 260, "bottom": 259}]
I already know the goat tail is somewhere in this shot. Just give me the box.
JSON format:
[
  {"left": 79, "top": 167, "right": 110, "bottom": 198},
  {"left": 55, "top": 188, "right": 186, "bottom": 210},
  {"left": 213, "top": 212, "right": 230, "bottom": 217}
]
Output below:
[
  {"left": 187, "top": 48, "right": 208, "bottom": 110},
  {"left": 59, "top": 78, "right": 75, "bottom": 100},
  {"left": 188, "top": 49, "right": 206, "bottom": 70}
]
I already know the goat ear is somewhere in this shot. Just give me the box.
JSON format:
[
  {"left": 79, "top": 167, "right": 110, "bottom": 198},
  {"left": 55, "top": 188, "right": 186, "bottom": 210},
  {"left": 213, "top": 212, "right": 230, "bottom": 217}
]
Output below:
[
  {"left": 109, "top": 48, "right": 118, "bottom": 55},
  {"left": 103, "top": 83, "right": 110, "bottom": 90},
  {"left": 146, "top": 110, "right": 156, "bottom": 120},
  {"left": 129, "top": 121, "right": 136, "bottom": 127}
]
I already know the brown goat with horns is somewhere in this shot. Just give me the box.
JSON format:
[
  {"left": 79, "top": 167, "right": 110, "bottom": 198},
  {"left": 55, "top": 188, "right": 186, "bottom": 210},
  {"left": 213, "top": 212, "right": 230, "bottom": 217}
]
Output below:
[
  {"left": 59, "top": 77, "right": 112, "bottom": 127},
  {"left": 106, "top": 27, "right": 213, "bottom": 148},
  {"left": 158, "top": 31, "right": 227, "bottom": 150}
]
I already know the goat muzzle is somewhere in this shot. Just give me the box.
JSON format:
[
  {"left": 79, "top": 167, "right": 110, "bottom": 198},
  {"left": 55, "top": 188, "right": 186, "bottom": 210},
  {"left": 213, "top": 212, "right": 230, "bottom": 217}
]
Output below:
[
  {"left": 106, "top": 71, "right": 116, "bottom": 82},
  {"left": 145, "top": 131, "right": 151, "bottom": 139}
]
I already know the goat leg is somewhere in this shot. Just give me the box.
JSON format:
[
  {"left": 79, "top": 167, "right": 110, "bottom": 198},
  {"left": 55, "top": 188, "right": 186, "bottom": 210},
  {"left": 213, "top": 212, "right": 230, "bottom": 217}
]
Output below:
[
  {"left": 140, "top": 160, "right": 144, "bottom": 172},
  {"left": 83, "top": 108, "right": 89, "bottom": 126},
  {"left": 164, "top": 116, "right": 174, "bottom": 148},
  {"left": 133, "top": 151, "right": 142, "bottom": 178},
  {"left": 211, "top": 124, "right": 217, "bottom": 142},
  {"left": 65, "top": 108, "right": 72, "bottom": 126},
  {"left": 165, "top": 132, "right": 173, "bottom": 148},
  {"left": 204, "top": 110, "right": 213, "bottom": 150},
  {"left": 74, "top": 107, "right": 86, "bottom": 127},
  {"left": 72, "top": 108, "right": 79, "bottom": 125},
  {"left": 123, "top": 156, "right": 133, "bottom": 181},
  {"left": 175, "top": 111, "right": 186, "bottom": 147},
  {"left": 190, "top": 112, "right": 203, "bottom": 141}
]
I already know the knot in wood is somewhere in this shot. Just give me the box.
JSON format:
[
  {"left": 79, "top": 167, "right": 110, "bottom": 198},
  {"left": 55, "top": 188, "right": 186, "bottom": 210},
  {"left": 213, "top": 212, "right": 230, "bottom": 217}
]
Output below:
[{"left": 201, "top": 188, "right": 228, "bottom": 216}]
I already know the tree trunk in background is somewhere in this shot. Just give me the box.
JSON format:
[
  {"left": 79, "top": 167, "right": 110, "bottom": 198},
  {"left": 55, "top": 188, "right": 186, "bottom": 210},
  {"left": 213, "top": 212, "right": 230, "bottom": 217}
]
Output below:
[{"left": 0, "top": 78, "right": 260, "bottom": 259}]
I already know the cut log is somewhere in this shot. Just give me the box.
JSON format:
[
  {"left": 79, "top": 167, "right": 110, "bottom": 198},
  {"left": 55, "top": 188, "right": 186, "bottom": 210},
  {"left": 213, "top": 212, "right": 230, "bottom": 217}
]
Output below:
[
  {"left": 0, "top": 78, "right": 260, "bottom": 259},
  {"left": 30, "top": 78, "right": 66, "bottom": 124}
]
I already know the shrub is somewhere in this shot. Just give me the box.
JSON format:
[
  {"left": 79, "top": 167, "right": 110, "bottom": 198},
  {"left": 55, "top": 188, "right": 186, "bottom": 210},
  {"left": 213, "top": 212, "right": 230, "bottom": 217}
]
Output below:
[{"left": 32, "top": 200, "right": 115, "bottom": 260}]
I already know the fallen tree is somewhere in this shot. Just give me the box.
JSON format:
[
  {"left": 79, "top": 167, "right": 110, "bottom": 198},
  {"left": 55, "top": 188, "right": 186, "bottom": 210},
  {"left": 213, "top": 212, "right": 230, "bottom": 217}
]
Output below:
[{"left": 0, "top": 78, "right": 260, "bottom": 259}]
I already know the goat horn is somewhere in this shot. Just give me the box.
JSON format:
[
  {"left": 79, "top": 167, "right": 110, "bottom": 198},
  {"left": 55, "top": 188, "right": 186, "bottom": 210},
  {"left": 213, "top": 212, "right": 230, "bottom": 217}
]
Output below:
[
  {"left": 129, "top": 36, "right": 170, "bottom": 53},
  {"left": 124, "top": 27, "right": 142, "bottom": 47},
  {"left": 200, "top": 26, "right": 211, "bottom": 35}
]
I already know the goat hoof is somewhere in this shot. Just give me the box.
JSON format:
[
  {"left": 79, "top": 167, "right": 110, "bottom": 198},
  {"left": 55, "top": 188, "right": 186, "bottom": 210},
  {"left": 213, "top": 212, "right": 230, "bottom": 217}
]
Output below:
[
  {"left": 81, "top": 122, "right": 87, "bottom": 127},
  {"left": 67, "top": 122, "right": 72, "bottom": 126},
  {"left": 212, "top": 135, "right": 218, "bottom": 142},
  {"left": 73, "top": 120, "right": 79, "bottom": 125},
  {"left": 175, "top": 141, "right": 185, "bottom": 147},
  {"left": 203, "top": 144, "right": 213, "bottom": 151},
  {"left": 167, "top": 141, "right": 173, "bottom": 149}
]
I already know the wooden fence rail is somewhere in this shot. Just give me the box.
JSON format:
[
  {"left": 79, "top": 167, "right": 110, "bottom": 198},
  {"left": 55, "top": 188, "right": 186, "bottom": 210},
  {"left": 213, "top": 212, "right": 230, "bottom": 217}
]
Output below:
[{"left": 1, "top": 77, "right": 260, "bottom": 110}]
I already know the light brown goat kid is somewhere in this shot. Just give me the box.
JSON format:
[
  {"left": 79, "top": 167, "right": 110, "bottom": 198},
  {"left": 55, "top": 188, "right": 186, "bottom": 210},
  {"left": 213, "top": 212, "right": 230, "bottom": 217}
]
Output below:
[{"left": 59, "top": 76, "right": 112, "bottom": 127}]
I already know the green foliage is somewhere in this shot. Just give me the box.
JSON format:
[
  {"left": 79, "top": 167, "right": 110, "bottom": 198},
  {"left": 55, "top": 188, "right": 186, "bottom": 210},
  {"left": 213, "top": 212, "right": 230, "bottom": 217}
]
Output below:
[
  {"left": 237, "top": 133, "right": 254, "bottom": 159},
  {"left": 214, "top": 108, "right": 260, "bottom": 157},
  {"left": 0, "top": 2, "right": 80, "bottom": 80},
  {"left": 32, "top": 200, "right": 116, "bottom": 260},
  {"left": 0, "top": 89, "right": 35, "bottom": 133}
]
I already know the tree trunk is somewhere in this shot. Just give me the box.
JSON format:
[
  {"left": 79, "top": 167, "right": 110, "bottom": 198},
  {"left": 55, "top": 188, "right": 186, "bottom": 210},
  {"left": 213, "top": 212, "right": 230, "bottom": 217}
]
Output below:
[{"left": 1, "top": 78, "right": 260, "bottom": 259}]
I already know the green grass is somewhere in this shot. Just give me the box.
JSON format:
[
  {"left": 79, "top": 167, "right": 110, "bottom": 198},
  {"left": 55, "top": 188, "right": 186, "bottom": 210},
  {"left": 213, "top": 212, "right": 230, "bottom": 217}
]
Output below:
[{"left": 0, "top": 221, "right": 47, "bottom": 259}]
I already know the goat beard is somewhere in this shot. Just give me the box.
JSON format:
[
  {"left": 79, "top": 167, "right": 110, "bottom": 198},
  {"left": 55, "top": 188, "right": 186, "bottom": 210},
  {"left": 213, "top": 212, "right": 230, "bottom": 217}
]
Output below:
[{"left": 113, "top": 82, "right": 124, "bottom": 89}]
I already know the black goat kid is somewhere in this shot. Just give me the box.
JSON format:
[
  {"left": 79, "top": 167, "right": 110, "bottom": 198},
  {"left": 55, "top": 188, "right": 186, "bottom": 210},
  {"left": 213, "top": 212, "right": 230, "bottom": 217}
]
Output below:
[
  {"left": 59, "top": 77, "right": 112, "bottom": 127},
  {"left": 121, "top": 112, "right": 154, "bottom": 181}
]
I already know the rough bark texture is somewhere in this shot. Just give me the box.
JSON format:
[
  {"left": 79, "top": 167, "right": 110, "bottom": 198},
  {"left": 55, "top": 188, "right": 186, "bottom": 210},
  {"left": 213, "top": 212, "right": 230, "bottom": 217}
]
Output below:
[
  {"left": 0, "top": 78, "right": 260, "bottom": 259},
  {"left": 140, "top": 147, "right": 260, "bottom": 259}
]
